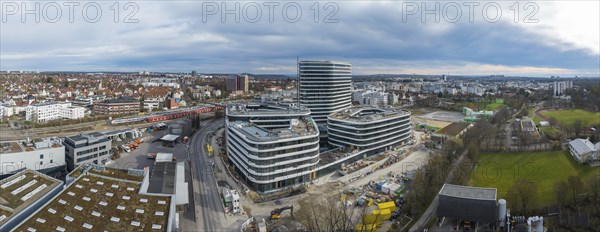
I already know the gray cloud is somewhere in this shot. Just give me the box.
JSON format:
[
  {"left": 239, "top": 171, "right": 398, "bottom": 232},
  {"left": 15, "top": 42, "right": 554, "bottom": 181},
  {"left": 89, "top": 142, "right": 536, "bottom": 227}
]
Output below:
[{"left": 0, "top": 1, "right": 598, "bottom": 76}]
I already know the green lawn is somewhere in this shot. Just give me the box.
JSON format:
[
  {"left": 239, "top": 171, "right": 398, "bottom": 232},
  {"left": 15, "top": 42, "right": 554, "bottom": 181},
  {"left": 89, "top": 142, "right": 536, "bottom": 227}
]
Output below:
[
  {"left": 470, "top": 151, "right": 598, "bottom": 206},
  {"left": 484, "top": 103, "right": 506, "bottom": 111},
  {"left": 541, "top": 109, "right": 600, "bottom": 127}
]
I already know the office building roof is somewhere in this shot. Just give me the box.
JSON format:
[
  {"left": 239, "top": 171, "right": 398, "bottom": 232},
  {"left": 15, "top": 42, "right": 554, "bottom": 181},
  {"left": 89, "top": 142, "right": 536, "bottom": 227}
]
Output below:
[{"left": 328, "top": 106, "right": 410, "bottom": 123}]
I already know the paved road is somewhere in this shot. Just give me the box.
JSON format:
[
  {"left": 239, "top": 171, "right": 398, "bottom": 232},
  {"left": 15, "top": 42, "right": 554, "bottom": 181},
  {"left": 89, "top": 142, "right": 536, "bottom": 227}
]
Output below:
[{"left": 189, "top": 119, "right": 227, "bottom": 231}]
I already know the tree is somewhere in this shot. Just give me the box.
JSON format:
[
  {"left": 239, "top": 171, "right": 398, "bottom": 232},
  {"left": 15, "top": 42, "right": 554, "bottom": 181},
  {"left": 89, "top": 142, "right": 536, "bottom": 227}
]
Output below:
[
  {"left": 296, "top": 195, "right": 364, "bottom": 232},
  {"left": 587, "top": 174, "right": 600, "bottom": 204},
  {"left": 573, "top": 119, "right": 583, "bottom": 137},
  {"left": 505, "top": 180, "right": 537, "bottom": 214},
  {"left": 568, "top": 176, "right": 584, "bottom": 204},
  {"left": 553, "top": 180, "right": 568, "bottom": 206}
]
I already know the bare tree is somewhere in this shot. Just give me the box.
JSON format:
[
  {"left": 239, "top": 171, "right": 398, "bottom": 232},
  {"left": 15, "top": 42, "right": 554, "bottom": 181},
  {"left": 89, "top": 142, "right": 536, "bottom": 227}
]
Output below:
[
  {"left": 568, "top": 176, "right": 584, "bottom": 204},
  {"left": 573, "top": 119, "right": 583, "bottom": 138},
  {"left": 588, "top": 174, "right": 600, "bottom": 205},
  {"left": 296, "top": 194, "right": 366, "bottom": 232},
  {"left": 553, "top": 180, "right": 568, "bottom": 206},
  {"left": 505, "top": 180, "right": 537, "bottom": 214}
]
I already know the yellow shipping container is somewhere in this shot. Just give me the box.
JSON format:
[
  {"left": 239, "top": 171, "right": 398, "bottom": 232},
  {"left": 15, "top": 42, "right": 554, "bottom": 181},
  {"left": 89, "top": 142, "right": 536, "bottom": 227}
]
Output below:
[
  {"left": 355, "top": 223, "right": 377, "bottom": 232},
  {"left": 373, "top": 209, "right": 391, "bottom": 220},
  {"left": 377, "top": 201, "right": 396, "bottom": 212}
]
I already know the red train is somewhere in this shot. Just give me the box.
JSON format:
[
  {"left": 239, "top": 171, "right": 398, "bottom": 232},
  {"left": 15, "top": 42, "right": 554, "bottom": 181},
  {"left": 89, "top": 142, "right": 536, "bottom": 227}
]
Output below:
[
  {"left": 145, "top": 105, "right": 223, "bottom": 122},
  {"left": 110, "top": 105, "right": 224, "bottom": 125}
]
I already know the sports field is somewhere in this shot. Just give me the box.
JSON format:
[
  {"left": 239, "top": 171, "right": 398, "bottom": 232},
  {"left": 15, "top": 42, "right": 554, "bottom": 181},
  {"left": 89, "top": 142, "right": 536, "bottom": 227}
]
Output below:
[
  {"left": 540, "top": 109, "right": 600, "bottom": 127},
  {"left": 470, "top": 151, "right": 598, "bottom": 206}
]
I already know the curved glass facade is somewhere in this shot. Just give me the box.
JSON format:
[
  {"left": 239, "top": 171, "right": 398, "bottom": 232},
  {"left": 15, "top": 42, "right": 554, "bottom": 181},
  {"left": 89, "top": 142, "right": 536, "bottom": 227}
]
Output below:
[
  {"left": 225, "top": 104, "right": 320, "bottom": 193},
  {"left": 327, "top": 108, "right": 412, "bottom": 155},
  {"left": 299, "top": 61, "right": 352, "bottom": 124}
]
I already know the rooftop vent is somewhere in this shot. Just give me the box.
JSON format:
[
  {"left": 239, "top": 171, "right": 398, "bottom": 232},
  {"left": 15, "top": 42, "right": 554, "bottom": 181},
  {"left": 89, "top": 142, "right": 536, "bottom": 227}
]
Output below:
[
  {"left": 83, "top": 223, "right": 93, "bottom": 229},
  {"left": 110, "top": 217, "right": 120, "bottom": 222},
  {"left": 64, "top": 215, "right": 74, "bottom": 222}
]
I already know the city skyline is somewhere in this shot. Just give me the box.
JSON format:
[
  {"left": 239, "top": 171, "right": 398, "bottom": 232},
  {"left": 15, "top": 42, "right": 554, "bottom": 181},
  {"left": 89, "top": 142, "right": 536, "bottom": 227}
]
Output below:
[{"left": 1, "top": 1, "right": 598, "bottom": 76}]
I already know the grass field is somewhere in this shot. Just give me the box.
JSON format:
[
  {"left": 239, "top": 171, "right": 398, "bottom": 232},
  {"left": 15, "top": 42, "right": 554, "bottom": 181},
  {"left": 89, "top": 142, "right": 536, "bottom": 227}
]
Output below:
[
  {"left": 484, "top": 103, "right": 506, "bottom": 111},
  {"left": 540, "top": 109, "right": 600, "bottom": 127},
  {"left": 470, "top": 151, "right": 598, "bottom": 206}
]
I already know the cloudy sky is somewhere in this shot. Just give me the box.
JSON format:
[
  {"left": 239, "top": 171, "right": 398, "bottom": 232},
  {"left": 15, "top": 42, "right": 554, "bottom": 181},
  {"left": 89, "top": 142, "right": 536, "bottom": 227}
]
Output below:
[{"left": 1, "top": 1, "right": 599, "bottom": 76}]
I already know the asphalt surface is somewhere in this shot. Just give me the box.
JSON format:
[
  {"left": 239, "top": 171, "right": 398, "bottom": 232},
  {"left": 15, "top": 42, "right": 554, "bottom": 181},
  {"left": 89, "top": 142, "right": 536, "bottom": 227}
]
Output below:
[{"left": 189, "top": 119, "right": 227, "bottom": 231}]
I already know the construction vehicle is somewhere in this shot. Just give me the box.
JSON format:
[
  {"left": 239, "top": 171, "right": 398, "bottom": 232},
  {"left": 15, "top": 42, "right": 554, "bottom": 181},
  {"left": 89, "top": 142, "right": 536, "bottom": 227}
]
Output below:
[
  {"left": 270, "top": 206, "right": 293, "bottom": 220},
  {"left": 127, "top": 138, "right": 143, "bottom": 151}
]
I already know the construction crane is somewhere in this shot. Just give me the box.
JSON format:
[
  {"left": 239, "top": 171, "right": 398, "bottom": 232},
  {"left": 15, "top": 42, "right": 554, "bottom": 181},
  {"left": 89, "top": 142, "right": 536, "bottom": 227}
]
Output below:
[{"left": 270, "top": 206, "right": 293, "bottom": 220}]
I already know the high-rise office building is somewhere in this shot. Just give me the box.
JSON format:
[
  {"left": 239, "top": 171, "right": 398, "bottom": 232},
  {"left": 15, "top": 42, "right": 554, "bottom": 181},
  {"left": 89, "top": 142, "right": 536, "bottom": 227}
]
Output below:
[
  {"left": 299, "top": 61, "right": 352, "bottom": 146},
  {"left": 225, "top": 103, "right": 319, "bottom": 193},
  {"left": 299, "top": 61, "right": 352, "bottom": 124},
  {"left": 226, "top": 74, "right": 250, "bottom": 93}
]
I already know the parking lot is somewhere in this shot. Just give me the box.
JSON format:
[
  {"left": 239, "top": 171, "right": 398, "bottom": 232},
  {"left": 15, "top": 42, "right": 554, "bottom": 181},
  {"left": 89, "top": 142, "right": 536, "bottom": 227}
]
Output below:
[{"left": 107, "top": 129, "right": 189, "bottom": 170}]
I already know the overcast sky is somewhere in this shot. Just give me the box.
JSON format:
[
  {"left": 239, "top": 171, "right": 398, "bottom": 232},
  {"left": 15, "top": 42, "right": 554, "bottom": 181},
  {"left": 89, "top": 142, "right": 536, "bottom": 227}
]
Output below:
[{"left": 1, "top": 1, "right": 599, "bottom": 76}]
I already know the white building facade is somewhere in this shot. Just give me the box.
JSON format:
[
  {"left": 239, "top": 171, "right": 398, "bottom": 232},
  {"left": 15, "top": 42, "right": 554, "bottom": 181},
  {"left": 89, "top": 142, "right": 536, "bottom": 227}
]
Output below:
[
  {"left": 25, "top": 102, "right": 85, "bottom": 123},
  {"left": 327, "top": 107, "right": 412, "bottom": 154},
  {"left": 0, "top": 139, "right": 66, "bottom": 177},
  {"left": 225, "top": 104, "right": 320, "bottom": 193}
]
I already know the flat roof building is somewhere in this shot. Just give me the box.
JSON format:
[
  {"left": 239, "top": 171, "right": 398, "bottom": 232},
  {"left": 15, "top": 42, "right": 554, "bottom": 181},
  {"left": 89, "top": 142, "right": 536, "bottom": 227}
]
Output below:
[
  {"left": 319, "top": 107, "right": 412, "bottom": 173},
  {"left": 93, "top": 98, "right": 140, "bottom": 115},
  {"left": 25, "top": 102, "right": 85, "bottom": 123},
  {"left": 438, "top": 184, "right": 498, "bottom": 224},
  {"left": 0, "top": 170, "right": 63, "bottom": 231},
  {"left": 226, "top": 103, "right": 319, "bottom": 193},
  {"left": 13, "top": 164, "right": 176, "bottom": 231},
  {"left": 0, "top": 139, "right": 66, "bottom": 178},
  {"left": 63, "top": 133, "right": 112, "bottom": 171}
]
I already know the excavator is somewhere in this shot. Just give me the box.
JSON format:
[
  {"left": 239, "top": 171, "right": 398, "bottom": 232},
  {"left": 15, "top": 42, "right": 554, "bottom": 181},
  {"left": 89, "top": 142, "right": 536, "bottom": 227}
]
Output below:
[{"left": 270, "top": 206, "right": 293, "bottom": 220}]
